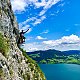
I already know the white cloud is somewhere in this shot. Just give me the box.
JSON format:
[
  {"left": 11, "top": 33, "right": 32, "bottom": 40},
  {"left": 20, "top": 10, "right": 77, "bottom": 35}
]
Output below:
[
  {"left": 22, "top": 43, "right": 38, "bottom": 52},
  {"left": 34, "top": 0, "right": 47, "bottom": 8},
  {"left": 22, "top": 34, "right": 80, "bottom": 52},
  {"left": 74, "top": 24, "right": 80, "bottom": 26},
  {"left": 65, "top": 29, "right": 69, "bottom": 32},
  {"left": 42, "top": 34, "right": 80, "bottom": 51},
  {"left": 26, "top": 37, "right": 33, "bottom": 41},
  {"left": 19, "top": 24, "right": 32, "bottom": 33},
  {"left": 40, "top": 30, "right": 49, "bottom": 34},
  {"left": 43, "top": 34, "right": 80, "bottom": 46},
  {"left": 11, "top": 0, "right": 61, "bottom": 29},
  {"left": 19, "top": 25, "right": 30, "bottom": 30},
  {"left": 58, "top": 2, "right": 65, "bottom": 7},
  {"left": 33, "top": 16, "right": 46, "bottom": 25},
  {"left": 22, "top": 42, "right": 50, "bottom": 52},
  {"left": 19, "top": 17, "right": 36, "bottom": 26},
  {"left": 39, "top": 0, "right": 60, "bottom": 16},
  {"left": 11, "top": 0, "right": 27, "bottom": 12},
  {"left": 18, "top": 15, "right": 46, "bottom": 31},
  {"left": 11, "top": 0, "right": 61, "bottom": 13},
  {"left": 36, "top": 36, "right": 47, "bottom": 40}
]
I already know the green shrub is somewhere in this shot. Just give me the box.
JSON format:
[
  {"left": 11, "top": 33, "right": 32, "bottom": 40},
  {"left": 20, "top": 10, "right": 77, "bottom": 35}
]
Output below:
[{"left": 0, "top": 33, "right": 9, "bottom": 57}]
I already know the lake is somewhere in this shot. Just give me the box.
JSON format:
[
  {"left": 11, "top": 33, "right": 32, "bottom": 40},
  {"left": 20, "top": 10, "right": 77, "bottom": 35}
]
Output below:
[{"left": 39, "top": 64, "right": 80, "bottom": 80}]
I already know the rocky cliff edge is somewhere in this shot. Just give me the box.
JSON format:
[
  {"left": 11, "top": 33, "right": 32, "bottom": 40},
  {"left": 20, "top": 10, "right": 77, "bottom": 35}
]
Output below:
[{"left": 0, "top": 0, "right": 46, "bottom": 80}]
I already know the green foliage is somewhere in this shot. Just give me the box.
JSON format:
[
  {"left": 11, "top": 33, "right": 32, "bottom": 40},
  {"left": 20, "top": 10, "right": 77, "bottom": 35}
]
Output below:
[
  {"left": 39, "top": 55, "right": 80, "bottom": 64},
  {"left": 9, "top": 69, "right": 13, "bottom": 76},
  {"left": 0, "top": 68, "right": 3, "bottom": 77},
  {"left": 29, "top": 54, "right": 40, "bottom": 58},
  {"left": 22, "top": 74, "right": 28, "bottom": 80},
  {"left": 19, "top": 48, "right": 36, "bottom": 64},
  {"left": 27, "top": 50, "right": 80, "bottom": 65},
  {"left": 19, "top": 48, "right": 46, "bottom": 80},
  {"left": 0, "top": 68, "right": 4, "bottom": 80},
  {"left": 40, "top": 59, "right": 47, "bottom": 64},
  {"left": 0, "top": 33, "right": 10, "bottom": 57}
]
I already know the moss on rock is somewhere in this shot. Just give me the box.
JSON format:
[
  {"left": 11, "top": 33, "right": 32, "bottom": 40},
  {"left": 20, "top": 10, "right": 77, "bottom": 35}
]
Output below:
[{"left": 0, "top": 33, "right": 10, "bottom": 57}]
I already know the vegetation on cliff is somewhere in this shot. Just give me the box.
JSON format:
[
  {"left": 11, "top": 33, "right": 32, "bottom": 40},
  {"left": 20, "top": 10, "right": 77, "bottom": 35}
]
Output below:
[
  {"left": 0, "top": 0, "right": 46, "bottom": 80},
  {"left": 0, "top": 33, "right": 9, "bottom": 57},
  {"left": 19, "top": 48, "right": 46, "bottom": 80}
]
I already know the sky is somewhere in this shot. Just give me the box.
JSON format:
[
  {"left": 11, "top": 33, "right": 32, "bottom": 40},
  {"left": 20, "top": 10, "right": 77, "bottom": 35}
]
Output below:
[{"left": 11, "top": 0, "right": 80, "bottom": 52}]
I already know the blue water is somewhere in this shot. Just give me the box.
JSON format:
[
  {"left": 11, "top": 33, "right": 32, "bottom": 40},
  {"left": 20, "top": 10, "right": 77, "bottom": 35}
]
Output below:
[{"left": 39, "top": 64, "right": 80, "bottom": 80}]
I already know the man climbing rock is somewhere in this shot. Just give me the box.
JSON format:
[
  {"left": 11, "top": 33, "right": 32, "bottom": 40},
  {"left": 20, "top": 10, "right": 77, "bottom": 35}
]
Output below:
[{"left": 18, "top": 29, "right": 29, "bottom": 44}]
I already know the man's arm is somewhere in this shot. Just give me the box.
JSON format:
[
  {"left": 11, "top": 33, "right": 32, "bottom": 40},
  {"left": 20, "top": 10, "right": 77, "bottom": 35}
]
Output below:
[
  {"left": 24, "top": 29, "right": 29, "bottom": 33},
  {"left": 25, "top": 29, "right": 29, "bottom": 32}
]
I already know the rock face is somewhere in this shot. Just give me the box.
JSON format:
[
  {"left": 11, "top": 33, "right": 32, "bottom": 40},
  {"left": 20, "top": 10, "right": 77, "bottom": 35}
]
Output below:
[{"left": 0, "top": 0, "right": 46, "bottom": 80}]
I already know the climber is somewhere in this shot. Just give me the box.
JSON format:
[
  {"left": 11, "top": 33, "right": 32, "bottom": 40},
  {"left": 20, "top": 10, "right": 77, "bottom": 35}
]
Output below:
[{"left": 18, "top": 29, "right": 29, "bottom": 44}]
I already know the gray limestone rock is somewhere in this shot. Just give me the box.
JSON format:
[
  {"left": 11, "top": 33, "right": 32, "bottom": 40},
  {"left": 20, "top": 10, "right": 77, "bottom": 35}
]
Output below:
[{"left": 0, "top": 0, "right": 46, "bottom": 80}]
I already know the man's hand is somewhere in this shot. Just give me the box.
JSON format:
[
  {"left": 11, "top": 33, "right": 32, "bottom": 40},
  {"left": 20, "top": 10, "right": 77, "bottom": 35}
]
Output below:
[
  {"left": 26, "top": 29, "right": 29, "bottom": 32},
  {"left": 25, "top": 29, "right": 29, "bottom": 33}
]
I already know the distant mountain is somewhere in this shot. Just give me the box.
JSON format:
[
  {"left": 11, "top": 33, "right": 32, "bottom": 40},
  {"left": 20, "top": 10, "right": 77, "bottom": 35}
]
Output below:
[
  {"left": 27, "top": 49, "right": 62, "bottom": 61},
  {"left": 63, "top": 50, "right": 80, "bottom": 55},
  {"left": 27, "top": 49, "right": 80, "bottom": 64}
]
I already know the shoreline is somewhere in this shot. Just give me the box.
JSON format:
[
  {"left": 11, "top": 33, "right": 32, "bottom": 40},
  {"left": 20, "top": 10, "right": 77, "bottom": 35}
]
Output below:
[{"left": 38, "top": 63, "right": 80, "bottom": 65}]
